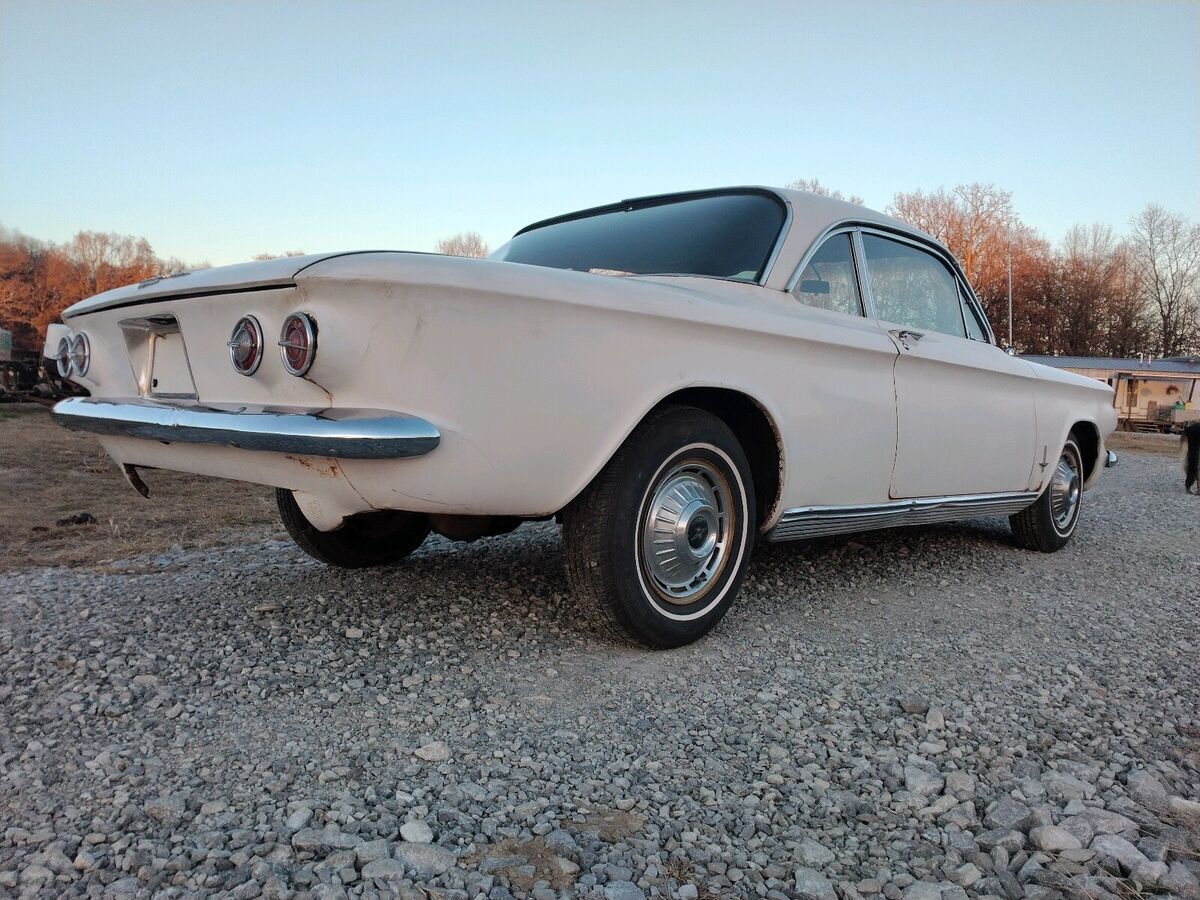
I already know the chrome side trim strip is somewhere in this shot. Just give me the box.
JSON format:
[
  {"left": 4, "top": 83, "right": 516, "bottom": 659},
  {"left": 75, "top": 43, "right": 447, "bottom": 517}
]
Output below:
[
  {"left": 52, "top": 397, "right": 440, "bottom": 460},
  {"left": 768, "top": 491, "right": 1039, "bottom": 542}
]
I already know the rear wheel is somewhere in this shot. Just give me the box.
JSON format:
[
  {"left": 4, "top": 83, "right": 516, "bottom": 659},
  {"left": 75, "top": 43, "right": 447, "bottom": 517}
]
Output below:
[
  {"left": 563, "top": 405, "right": 756, "bottom": 648},
  {"left": 1010, "top": 435, "right": 1084, "bottom": 552},
  {"left": 276, "top": 488, "right": 430, "bottom": 568}
]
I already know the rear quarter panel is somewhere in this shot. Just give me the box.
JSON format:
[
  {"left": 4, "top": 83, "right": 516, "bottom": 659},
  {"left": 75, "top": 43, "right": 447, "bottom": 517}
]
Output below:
[{"left": 1024, "top": 361, "right": 1118, "bottom": 489}]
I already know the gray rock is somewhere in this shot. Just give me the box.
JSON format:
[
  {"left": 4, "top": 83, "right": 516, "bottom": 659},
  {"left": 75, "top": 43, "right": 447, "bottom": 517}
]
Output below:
[
  {"left": 984, "top": 798, "right": 1032, "bottom": 832},
  {"left": 1029, "top": 826, "right": 1082, "bottom": 852},
  {"left": 977, "top": 829, "right": 1025, "bottom": 853},
  {"left": 361, "top": 858, "right": 407, "bottom": 882},
  {"left": 1126, "top": 770, "right": 1168, "bottom": 810},
  {"left": 285, "top": 806, "right": 314, "bottom": 830},
  {"left": 291, "top": 826, "right": 362, "bottom": 854},
  {"left": 354, "top": 839, "right": 392, "bottom": 866},
  {"left": 1076, "top": 809, "right": 1139, "bottom": 836},
  {"left": 394, "top": 842, "right": 456, "bottom": 878},
  {"left": 796, "top": 837, "right": 836, "bottom": 867},
  {"left": 1130, "top": 860, "right": 1169, "bottom": 887},
  {"left": 603, "top": 881, "right": 646, "bottom": 900},
  {"left": 400, "top": 819, "right": 434, "bottom": 843},
  {"left": 899, "top": 694, "right": 930, "bottom": 715},
  {"left": 1090, "top": 834, "right": 1147, "bottom": 874},
  {"left": 1161, "top": 861, "right": 1200, "bottom": 895},
  {"left": 144, "top": 794, "right": 187, "bottom": 825},
  {"left": 901, "top": 883, "right": 944, "bottom": 900},
  {"left": 794, "top": 867, "right": 837, "bottom": 900},
  {"left": 543, "top": 829, "right": 579, "bottom": 858},
  {"left": 944, "top": 771, "right": 976, "bottom": 800},
  {"left": 904, "top": 760, "right": 945, "bottom": 797},
  {"left": 1041, "top": 771, "right": 1094, "bottom": 802},
  {"left": 414, "top": 741, "right": 451, "bottom": 762}
]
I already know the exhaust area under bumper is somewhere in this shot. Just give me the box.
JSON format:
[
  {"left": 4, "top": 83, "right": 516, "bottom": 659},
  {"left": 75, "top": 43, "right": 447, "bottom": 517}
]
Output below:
[{"left": 51, "top": 397, "right": 440, "bottom": 460}]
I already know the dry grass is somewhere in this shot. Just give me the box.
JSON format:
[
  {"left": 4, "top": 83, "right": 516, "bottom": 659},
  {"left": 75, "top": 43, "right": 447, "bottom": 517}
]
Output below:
[
  {"left": 1106, "top": 431, "right": 1183, "bottom": 457},
  {"left": 0, "top": 403, "right": 278, "bottom": 572}
]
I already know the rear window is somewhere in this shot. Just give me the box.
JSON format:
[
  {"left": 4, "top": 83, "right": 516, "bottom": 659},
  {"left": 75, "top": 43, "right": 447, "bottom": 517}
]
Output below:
[{"left": 491, "top": 192, "right": 787, "bottom": 283}]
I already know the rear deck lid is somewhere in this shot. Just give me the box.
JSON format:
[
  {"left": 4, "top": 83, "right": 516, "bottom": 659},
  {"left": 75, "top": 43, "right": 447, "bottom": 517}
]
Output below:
[{"left": 61, "top": 252, "right": 369, "bottom": 319}]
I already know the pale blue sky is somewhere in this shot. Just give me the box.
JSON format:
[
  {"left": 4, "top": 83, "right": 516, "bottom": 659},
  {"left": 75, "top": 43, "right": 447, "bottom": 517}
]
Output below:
[{"left": 1, "top": 0, "right": 1197, "bottom": 266}]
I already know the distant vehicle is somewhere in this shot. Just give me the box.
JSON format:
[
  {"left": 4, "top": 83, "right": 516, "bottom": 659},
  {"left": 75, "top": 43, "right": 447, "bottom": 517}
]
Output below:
[{"left": 46, "top": 187, "right": 1118, "bottom": 647}]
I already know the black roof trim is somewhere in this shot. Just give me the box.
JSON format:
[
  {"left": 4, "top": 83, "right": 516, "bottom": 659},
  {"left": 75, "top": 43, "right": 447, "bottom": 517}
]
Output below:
[{"left": 513, "top": 187, "right": 786, "bottom": 238}]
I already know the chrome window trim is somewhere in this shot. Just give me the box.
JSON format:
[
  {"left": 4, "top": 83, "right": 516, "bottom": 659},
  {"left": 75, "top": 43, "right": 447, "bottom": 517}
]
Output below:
[
  {"left": 51, "top": 397, "right": 440, "bottom": 460},
  {"left": 788, "top": 221, "right": 998, "bottom": 344},
  {"left": 857, "top": 227, "right": 971, "bottom": 340},
  {"left": 768, "top": 491, "right": 1039, "bottom": 542},
  {"left": 783, "top": 225, "right": 869, "bottom": 318},
  {"left": 851, "top": 230, "right": 877, "bottom": 320}
]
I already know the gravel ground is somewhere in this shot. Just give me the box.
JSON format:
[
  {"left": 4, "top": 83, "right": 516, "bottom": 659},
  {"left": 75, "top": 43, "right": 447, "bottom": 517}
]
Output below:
[{"left": 2, "top": 449, "right": 1199, "bottom": 900}]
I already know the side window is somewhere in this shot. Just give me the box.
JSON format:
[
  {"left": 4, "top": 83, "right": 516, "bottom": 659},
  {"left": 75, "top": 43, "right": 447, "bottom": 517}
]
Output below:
[
  {"left": 791, "top": 234, "right": 863, "bottom": 317},
  {"left": 861, "top": 234, "right": 966, "bottom": 338},
  {"left": 959, "top": 289, "right": 989, "bottom": 342}
]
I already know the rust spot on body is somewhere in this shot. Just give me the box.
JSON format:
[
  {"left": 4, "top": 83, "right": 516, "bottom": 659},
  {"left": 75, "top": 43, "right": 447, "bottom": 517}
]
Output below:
[{"left": 285, "top": 455, "right": 341, "bottom": 479}]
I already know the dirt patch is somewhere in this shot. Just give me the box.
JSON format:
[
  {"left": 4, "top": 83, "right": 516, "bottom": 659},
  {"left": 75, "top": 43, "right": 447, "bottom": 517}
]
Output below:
[
  {"left": 568, "top": 809, "right": 646, "bottom": 843},
  {"left": 467, "top": 836, "right": 581, "bottom": 891},
  {"left": 0, "top": 404, "right": 278, "bottom": 572}
]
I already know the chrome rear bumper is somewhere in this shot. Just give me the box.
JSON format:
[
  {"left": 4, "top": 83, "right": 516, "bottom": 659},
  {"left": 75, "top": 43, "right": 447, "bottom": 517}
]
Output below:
[{"left": 52, "top": 397, "right": 439, "bottom": 460}]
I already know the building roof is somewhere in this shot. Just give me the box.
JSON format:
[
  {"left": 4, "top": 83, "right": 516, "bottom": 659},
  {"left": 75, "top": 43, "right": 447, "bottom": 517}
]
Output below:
[{"left": 1023, "top": 355, "right": 1200, "bottom": 374}]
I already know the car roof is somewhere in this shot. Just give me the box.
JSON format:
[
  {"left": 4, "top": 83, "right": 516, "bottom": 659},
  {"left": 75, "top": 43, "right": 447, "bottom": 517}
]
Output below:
[{"left": 513, "top": 186, "right": 940, "bottom": 291}]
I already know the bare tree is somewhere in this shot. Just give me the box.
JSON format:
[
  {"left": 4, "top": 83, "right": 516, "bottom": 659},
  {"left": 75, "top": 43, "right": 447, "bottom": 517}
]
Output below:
[
  {"left": 889, "top": 183, "right": 1015, "bottom": 288},
  {"left": 436, "top": 232, "right": 489, "bottom": 258},
  {"left": 1127, "top": 205, "right": 1200, "bottom": 357},
  {"left": 252, "top": 250, "right": 307, "bottom": 261},
  {"left": 786, "top": 179, "right": 864, "bottom": 206}
]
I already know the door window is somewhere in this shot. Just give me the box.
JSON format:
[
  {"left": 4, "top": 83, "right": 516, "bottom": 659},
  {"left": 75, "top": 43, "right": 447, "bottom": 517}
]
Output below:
[
  {"left": 861, "top": 234, "right": 966, "bottom": 338},
  {"left": 791, "top": 233, "right": 863, "bottom": 317}
]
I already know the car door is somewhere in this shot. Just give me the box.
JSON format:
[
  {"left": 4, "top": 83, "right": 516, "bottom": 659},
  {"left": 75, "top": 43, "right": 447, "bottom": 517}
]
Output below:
[
  {"left": 778, "top": 230, "right": 900, "bottom": 507},
  {"left": 857, "top": 230, "right": 1037, "bottom": 498}
]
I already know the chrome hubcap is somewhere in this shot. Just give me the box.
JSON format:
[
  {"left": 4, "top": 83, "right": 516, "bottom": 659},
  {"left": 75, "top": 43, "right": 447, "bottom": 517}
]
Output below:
[
  {"left": 640, "top": 461, "right": 732, "bottom": 604},
  {"left": 1050, "top": 449, "right": 1081, "bottom": 531}
]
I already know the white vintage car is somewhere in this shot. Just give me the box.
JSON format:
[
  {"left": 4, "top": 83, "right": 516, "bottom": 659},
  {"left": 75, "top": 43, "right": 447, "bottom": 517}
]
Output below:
[{"left": 47, "top": 187, "right": 1117, "bottom": 647}]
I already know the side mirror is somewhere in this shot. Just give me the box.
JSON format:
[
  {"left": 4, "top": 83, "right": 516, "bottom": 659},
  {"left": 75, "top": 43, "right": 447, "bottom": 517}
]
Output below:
[{"left": 798, "top": 279, "right": 831, "bottom": 295}]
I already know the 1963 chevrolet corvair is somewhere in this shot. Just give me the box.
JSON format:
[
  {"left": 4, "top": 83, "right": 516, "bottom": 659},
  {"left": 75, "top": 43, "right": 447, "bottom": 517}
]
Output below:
[{"left": 46, "top": 187, "right": 1117, "bottom": 647}]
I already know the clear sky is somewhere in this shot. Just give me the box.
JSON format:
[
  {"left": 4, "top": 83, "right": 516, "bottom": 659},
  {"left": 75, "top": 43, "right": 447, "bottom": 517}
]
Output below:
[{"left": 1, "top": 0, "right": 1197, "bottom": 266}]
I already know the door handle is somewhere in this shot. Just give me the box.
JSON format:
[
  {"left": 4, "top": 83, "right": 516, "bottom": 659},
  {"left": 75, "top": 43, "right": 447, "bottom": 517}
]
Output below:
[{"left": 889, "top": 329, "right": 925, "bottom": 350}]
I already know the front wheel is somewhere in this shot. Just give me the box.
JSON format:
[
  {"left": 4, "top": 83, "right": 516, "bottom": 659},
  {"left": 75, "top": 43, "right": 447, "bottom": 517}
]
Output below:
[
  {"left": 276, "top": 489, "right": 430, "bottom": 568},
  {"left": 563, "top": 405, "right": 756, "bottom": 648},
  {"left": 1009, "top": 435, "right": 1084, "bottom": 552}
]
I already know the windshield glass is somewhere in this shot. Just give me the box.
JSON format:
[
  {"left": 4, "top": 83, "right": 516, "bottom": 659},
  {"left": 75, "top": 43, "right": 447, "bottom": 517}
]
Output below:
[{"left": 491, "top": 191, "right": 787, "bottom": 283}]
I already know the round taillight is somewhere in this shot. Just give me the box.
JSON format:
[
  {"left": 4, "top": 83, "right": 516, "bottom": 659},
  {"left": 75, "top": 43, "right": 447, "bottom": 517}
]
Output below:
[
  {"left": 278, "top": 312, "right": 317, "bottom": 376},
  {"left": 55, "top": 336, "right": 72, "bottom": 378},
  {"left": 69, "top": 333, "right": 90, "bottom": 376},
  {"left": 227, "top": 316, "right": 264, "bottom": 376}
]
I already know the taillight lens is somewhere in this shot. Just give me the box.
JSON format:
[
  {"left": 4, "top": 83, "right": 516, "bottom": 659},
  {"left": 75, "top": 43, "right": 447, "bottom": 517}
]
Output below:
[
  {"left": 279, "top": 312, "right": 317, "bottom": 376},
  {"left": 69, "top": 333, "right": 90, "bottom": 376},
  {"left": 227, "top": 316, "right": 264, "bottom": 376},
  {"left": 55, "top": 336, "right": 72, "bottom": 378}
]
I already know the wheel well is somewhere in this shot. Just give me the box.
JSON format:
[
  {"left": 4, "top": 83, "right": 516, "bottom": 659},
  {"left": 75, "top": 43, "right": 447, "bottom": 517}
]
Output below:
[
  {"left": 1070, "top": 421, "right": 1100, "bottom": 480},
  {"left": 655, "top": 388, "right": 782, "bottom": 527}
]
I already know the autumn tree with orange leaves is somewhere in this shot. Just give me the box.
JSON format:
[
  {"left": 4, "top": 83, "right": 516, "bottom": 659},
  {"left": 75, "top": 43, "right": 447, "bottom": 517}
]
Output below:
[{"left": 0, "top": 229, "right": 191, "bottom": 355}]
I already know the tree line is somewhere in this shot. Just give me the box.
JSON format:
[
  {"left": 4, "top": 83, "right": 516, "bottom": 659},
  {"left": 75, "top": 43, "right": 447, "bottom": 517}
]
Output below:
[
  {"left": 790, "top": 178, "right": 1200, "bottom": 358},
  {"left": 2, "top": 186, "right": 1197, "bottom": 358}
]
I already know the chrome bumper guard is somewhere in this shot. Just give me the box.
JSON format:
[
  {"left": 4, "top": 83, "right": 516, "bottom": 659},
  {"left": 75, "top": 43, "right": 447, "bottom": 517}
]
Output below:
[
  {"left": 1105, "top": 450, "right": 1118, "bottom": 468},
  {"left": 52, "top": 397, "right": 440, "bottom": 460}
]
